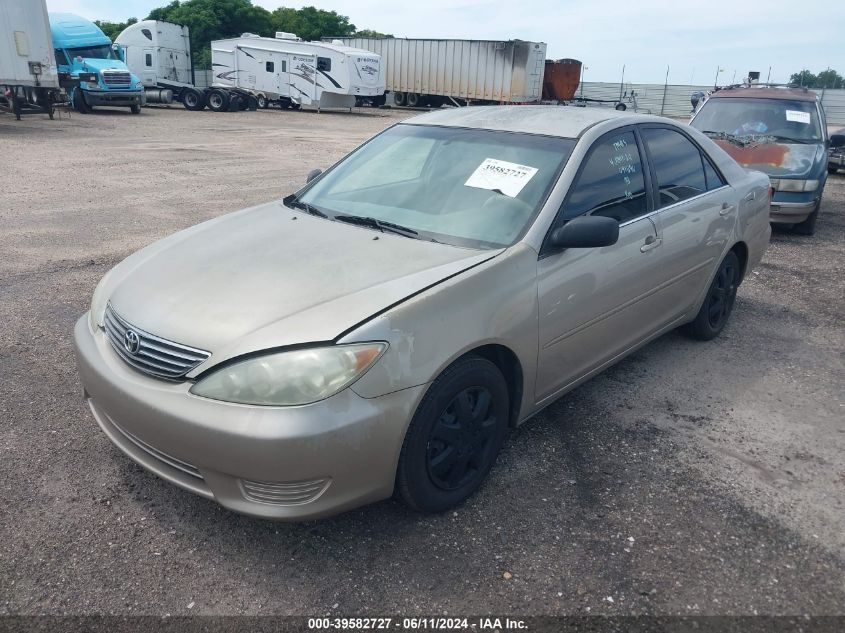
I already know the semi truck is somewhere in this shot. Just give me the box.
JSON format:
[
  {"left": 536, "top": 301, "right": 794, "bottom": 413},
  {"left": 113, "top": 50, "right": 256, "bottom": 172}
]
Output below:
[
  {"left": 116, "top": 20, "right": 257, "bottom": 111},
  {"left": 211, "top": 33, "right": 385, "bottom": 110},
  {"left": 326, "top": 37, "right": 546, "bottom": 107},
  {"left": 0, "top": 0, "right": 60, "bottom": 119},
  {"left": 49, "top": 13, "right": 145, "bottom": 114}
]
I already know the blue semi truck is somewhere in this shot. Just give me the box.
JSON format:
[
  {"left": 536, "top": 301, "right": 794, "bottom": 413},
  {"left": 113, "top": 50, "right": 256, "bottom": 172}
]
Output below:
[{"left": 49, "top": 13, "right": 145, "bottom": 114}]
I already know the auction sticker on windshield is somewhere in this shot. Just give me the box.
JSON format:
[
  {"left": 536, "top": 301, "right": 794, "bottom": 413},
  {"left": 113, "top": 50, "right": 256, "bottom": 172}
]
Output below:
[
  {"left": 465, "top": 158, "right": 538, "bottom": 197},
  {"left": 785, "top": 110, "right": 811, "bottom": 124}
]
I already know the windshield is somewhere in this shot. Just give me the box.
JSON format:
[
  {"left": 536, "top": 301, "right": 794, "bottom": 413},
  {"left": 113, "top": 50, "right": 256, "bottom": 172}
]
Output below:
[
  {"left": 296, "top": 124, "right": 575, "bottom": 249},
  {"left": 691, "top": 97, "right": 822, "bottom": 143},
  {"left": 68, "top": 45, "right": 118, "bottom": 60}
]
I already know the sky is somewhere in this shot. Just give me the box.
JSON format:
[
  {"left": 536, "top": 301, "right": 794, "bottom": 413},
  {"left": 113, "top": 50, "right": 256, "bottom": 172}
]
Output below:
[{"left": 45, "top": 0, "right": 842, "bottom": 84}]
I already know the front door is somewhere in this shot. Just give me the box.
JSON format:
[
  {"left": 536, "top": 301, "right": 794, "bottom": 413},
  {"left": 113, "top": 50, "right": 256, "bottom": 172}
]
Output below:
[{"left": 535, "top": 127, "right": 669, "bottom": 403}]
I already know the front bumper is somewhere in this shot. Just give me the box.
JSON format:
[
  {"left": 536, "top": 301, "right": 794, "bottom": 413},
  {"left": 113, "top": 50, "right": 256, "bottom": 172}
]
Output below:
[
  {"left": 83, "top": 89, "right": 145, "bottom": 107},
  {"left": 830, "top": 154, "right": 845, "bottom": 170},
  {"left": 769, "top": 192, "right": 819, "bottom": 223},
  {"left": 72, "top": 315, "right": 426, "bottom": 520}
]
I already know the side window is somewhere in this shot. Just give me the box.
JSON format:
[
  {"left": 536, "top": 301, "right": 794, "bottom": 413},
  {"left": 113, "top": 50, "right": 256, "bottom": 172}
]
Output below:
[
  {"left": 317, "top": 57, "right": 331, "bottom": 72},
  {"left": 145, "top": 53, "right": 152, "bottom": 67},
  {"left": 141, "top": 28, "right": 153, "bottom": 41},
  {"left": 561, "top": 130, "right": 648, "bottom": 224},
  {"left": 54, "top": 49, "right": 69, "bottom": 66},
  {"left": 282, "top": 61, "right": 287, "bottom": 72},
  {"left": 265, "top": 61, "right": 274, "bottom": 73},
  {"left": 642, "top": 128, "right": 707, "bottom": 206},
  {"left": 703, "top": 156, "right": 726, "bottom": 191}
]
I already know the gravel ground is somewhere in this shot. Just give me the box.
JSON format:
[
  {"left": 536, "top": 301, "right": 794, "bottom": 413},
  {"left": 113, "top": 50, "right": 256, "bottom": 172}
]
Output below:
[{"left": 0, "top": 106, "right": 843, "bottom": 617}]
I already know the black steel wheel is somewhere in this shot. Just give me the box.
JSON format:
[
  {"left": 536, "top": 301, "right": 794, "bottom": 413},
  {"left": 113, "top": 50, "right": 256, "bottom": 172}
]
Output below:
[
  {"left": 397, "top": 355, "right": 509, "bottom": 512},
  {"left": 683, "top": 250, "right": 740, "bottom": 340},
  {"left": 393, "top": 91, "right": 406, "bottom": 107},
  {"left": 406, "top": 92, "right": 420, "bottom": 107}
]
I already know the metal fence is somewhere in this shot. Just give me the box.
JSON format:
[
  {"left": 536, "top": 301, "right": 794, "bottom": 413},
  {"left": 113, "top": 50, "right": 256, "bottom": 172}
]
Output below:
[{"left": 577, "top": 81, "right": 845, "bottom": 126}]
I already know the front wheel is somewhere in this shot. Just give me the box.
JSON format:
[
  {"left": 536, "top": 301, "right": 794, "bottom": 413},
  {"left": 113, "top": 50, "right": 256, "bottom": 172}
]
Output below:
[
  {"left": 130, "top": 104, "right": 141, "bottom": 114},
  {"left": 73, "top": 88, "right": 90, "bottom": 114},
  {"left": 396, "top": 356, "right": 509, "bottom": 513},
  {"left": 683, "top": 250, "right": 740, "bottom": 341},
  {"left": 792, "top": 201, "right": 820, "bottom": 236}
]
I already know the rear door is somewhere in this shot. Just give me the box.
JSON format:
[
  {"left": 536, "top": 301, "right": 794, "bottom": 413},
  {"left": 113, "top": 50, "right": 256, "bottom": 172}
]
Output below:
[
  {"left": 639, "top": 125, "right": 735, "bottom": 316},
  {"left": 535, "top": 127, "right": 669, "bottom": 402}
]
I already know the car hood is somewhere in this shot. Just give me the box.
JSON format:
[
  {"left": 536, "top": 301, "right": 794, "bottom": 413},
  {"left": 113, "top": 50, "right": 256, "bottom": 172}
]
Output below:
[
  {"left": 105, "top": 202, "right": 500, "bottom": 369},
  {"left": 714, "top": 140, "right": 825, "bottom": 178},
  {"left": 80, "top": 58, "right": 132, "bottom": 73}
]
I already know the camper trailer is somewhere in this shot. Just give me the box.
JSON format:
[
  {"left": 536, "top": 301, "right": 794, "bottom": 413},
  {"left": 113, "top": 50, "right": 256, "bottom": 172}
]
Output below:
[{"left": 211, "top": 34, "right": 385, "bottom": 110}]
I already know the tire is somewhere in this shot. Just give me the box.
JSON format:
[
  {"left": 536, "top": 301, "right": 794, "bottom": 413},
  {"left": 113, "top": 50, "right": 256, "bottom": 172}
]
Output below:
[
  {"left": 829, "top": 166, "right": 839, "bottom": 175},
  {"left": 247, "top": 96, "right": 258, "bottom": 111},
  {"left": 130, "top": 104, "right": 141, "bottom": 114},
  {"left": 256, "top": 94, "right": 268, "bottom": 109},
  {"left": 396, "top": 355, "right": 509, "bottom": 513},
  {"left": 792, "top": 201, "right": 820, "bottom": 236},
  {"left": 73, "top": 88, "right": 90, "bottom": 114},
  {"left": 393, "top": 91, "right": 406, "bottom": 107},
  {"left": 406, "top": 92, "right": 420, "bottom": 108},
  {"left": 615, "top": 102, "right": 627, "bottom": 111},
  {"left": 229, "top": 96, "right": 241, "bottom": 112},
  {"left": 206, "top": 88, "right": 230, "bottom": 112},
  {"left": 683, "top": 250, "right": 741, "bottom": 341},
  {"left": 289, "top": 102, "right": 301, "bottom": 110},
  {"left": 182, "top": 88, "right": 205, "bottom": 111}
]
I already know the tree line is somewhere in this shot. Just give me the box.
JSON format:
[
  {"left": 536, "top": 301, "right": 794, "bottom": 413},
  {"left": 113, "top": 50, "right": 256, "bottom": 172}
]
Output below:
[
  {"left": 788, "top": 69, "right": 843, "bottom": 89},
  {"left": 94, "top": 0, "right": 392, "bottom": 68}
]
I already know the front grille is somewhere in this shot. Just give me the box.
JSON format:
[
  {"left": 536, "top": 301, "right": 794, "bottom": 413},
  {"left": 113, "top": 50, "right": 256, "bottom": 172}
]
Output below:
[
  {"left": 109, "top": 417, "right": 203, "bottom": 481},
  {"left": 102, "top": 70, "right": 131, "bottom": 86},
  {"left": 103, "top": 303, "right": 210, "bottom": 380},
  {"left": 240, "top": 478, "right": 330, "bottom": 506}
]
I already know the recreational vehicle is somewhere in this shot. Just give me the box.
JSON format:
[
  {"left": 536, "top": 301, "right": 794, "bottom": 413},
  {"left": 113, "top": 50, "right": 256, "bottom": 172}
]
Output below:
[{"left": 211, "top": 34, "right": 385, "bottom": 110}]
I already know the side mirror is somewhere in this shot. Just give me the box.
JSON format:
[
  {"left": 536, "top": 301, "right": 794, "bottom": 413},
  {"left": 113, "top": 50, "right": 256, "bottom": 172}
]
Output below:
[
  {"left": 306, "top": 168, "right": 323, "bottom": 183},
  {"left": 548, "top": 215, "right": 620, "bottom": 249},
  {"left": 830, "top": 134, "right": 845, "bottom": 149}
]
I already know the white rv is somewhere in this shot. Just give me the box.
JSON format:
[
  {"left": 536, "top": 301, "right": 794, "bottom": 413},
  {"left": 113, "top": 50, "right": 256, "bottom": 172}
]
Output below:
[{"left": 211, "top": 33, "right": 385, "bottom": 110}]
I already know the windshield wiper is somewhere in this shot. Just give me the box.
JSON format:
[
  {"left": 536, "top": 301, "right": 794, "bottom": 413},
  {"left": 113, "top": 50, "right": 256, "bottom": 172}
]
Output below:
[
  {"left": 769, "top": 135, "right": 816, "bottom": 145},
  {"left": 282, "top": 194, "right": 328, "bottom": 218},
  {"left": 334, "top": 214, "right": 419, "bottom": 238}
]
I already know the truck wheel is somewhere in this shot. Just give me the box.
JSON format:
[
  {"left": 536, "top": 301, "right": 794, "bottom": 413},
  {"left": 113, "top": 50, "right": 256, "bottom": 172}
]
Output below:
[
  {"left": 130, "top": 104, "right": 141, "bottom": 114},
  {"left": 182, "top": 88, "right": 206, "bottom": 111},
  {"left": 256, "top": 94, "right": 268, "bottom": 109},
  {"left": 73, "top": 88, "right": 90, "bottom": 114},
  {"left": 289, "top": 102, "right": 301, "bottom": 110},
  {"left": 394, "top": 92, "right": 406, "bottom": 107},
  {"left": 207, "top": 88, "right": 230, "bottom": 112},
  {"left": 247, "top": 96, "right": 258, "bottom": 111},
  {"left": 229, "top": 96, "right": 241, "bottom": 112},
  {"left": 406, "top": 92, "right": 420, "bottom": 107}
]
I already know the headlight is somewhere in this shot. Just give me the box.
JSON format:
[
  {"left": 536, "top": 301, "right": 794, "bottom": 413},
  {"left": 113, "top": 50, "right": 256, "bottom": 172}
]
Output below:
[
  {"left": 88, "top": 269, "right": 113, "bottom": 331},
  {"left": 770, "top": 178, "right": 819, "bottom": 192},
  {"left": 190, "top": 343, "right": 387, "bottom": 406}
]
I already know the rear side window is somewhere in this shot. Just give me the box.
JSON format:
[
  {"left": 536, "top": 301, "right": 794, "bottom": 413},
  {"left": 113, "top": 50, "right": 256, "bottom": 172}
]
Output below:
[
  {"left": 703, "top": 157, "right": 726, "bottom": 190},
  {"left": 266, "top": 61, "right": 274, "bottom": 72},
  {"left": 317, "top": 57, "right": 331, "bottom": 72},
  {"left": 561, "top": 130, "right": 648, "bottom": 224},
  {"left": 642, "top": 128, "right": 708, "bottom": 206},
  {"left": 145, "top": 53, "right": 152, "bottom": 67}
]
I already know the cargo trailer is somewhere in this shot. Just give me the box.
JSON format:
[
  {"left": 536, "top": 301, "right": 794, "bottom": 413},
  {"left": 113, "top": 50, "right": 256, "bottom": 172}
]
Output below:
[
  {"left": 0, "top": 0, "right": 60, "bottom": 119},
  {"left": 327, "top": 37, "right": 546, "bottom": 107}
]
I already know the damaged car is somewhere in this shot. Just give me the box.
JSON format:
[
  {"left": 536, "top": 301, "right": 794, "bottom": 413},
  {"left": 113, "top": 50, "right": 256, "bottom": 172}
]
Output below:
[
  {"left": 690, "top": 85, "right": 829, "bottom": 235},
  {"left": 74, "top": 107, "right": 771, "bottom": 520}
]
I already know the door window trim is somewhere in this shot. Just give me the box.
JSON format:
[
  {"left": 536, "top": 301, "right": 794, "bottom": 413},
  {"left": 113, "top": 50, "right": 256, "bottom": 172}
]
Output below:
[{"left": 539, "top": 125, "right": 655, "bottom": 258}]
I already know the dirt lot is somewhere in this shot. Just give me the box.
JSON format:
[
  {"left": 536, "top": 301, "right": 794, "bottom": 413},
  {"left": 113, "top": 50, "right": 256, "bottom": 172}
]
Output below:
[{"left": 1, "top": 105, "right": 843, "bottom": 617}]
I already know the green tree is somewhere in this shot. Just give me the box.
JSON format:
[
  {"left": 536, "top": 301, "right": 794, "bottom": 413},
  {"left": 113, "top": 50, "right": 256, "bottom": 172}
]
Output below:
[
  {"left": 353, "top": 29, "right": 393, "bottom": 38},
  {"left": 94, "top": 17, "right": 138, "bottom": 41},
  {"left": 816, "top": 68, "right": 844, "bottom": 89},
  {"left": 270, "top": 6, "right": 356, "bottom": 42},
  {"left": 789, "top": 69, "right": 817, "bottom": 87}
]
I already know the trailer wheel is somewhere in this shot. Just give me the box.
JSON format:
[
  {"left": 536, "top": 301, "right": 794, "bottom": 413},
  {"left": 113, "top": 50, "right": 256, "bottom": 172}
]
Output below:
[
  {"left": 207, "top": 88, "right": 230, "bottom": 112},
  {"left": 406, "top": 92, "right": 420, "bottom": 107},
  {"left": 182, "top": 88, "right": 206, "bottom": 111},
  {"left": 394, "top": 92, "right": 406, "bottom": 107},
  {"left": 256, "top": 94, "right": 268, "bottom": 109}
]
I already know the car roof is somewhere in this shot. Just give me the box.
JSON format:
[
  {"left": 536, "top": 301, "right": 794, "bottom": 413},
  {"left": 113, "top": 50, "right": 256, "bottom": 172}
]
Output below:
[
  {"left": 708, "top": 86, "right": 818, "bottom": 102},
  {"left": 403, "top": 105, "right": 642, "bottom": 138}
]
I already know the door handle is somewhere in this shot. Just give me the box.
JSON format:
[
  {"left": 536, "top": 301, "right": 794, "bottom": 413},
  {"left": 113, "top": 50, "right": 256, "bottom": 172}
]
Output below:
[
  {"left": 719, "top": 202, "right": 735, "bottom": 216},
  {"left": 640, "top": 235, "right": 662, "bottom": 252}
]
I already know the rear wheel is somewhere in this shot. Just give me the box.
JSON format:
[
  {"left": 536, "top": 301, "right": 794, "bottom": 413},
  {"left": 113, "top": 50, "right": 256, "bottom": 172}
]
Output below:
[
  {"left": 792, "top": 201, "right": 820, "bottom": 236},
  {"left": 206, "top": 88, "right": 230, "bottom": 112},
  {"left": 182, "top": 88, "right": 205, "bottom": 111},
  {"left": 393, "top": 91, "right": 406, "bottom": 107},
  {"left": 396, "top": 356, "right": 509, "bottom": 513},
  {"left": 406, "top": 92, "right": 420, "bottom": 107},
  {"left": 256, "top": 94, "right": 268, "bottom": 109},
  {"left": 683, "top": 250, "right": 740, "bottom": 341}
]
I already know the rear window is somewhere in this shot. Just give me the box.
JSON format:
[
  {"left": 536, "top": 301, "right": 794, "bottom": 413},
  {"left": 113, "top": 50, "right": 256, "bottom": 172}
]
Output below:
[{"left": 691, "top": 97, "right": 822, "bottom": 143}]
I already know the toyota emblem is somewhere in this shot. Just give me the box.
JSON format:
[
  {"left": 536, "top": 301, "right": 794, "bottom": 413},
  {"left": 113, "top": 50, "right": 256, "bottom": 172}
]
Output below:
[{"left": 123, "top": 329, "right": 141, "bottom": 355}]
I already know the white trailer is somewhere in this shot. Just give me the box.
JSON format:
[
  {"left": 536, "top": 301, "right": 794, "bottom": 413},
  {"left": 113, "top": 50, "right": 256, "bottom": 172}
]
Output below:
[
  {"left": 211, "top": 34, "right": 385, "bottom": 110},
  {"left": 0, "top": 0, "right": 60, "bottom": 119},
  {"left": 328, "top": 38, "right": 546, "bottom": 108}
]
